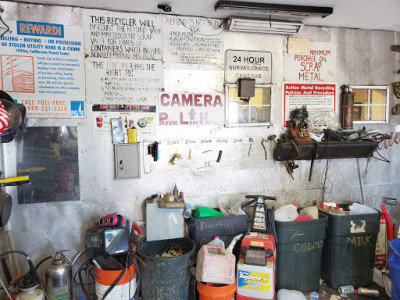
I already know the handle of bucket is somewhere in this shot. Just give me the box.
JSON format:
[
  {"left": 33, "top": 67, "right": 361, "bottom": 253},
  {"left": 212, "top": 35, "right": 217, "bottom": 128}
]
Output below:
[{"left": 101, "top": 266, "right": 127, "bottom": 300}]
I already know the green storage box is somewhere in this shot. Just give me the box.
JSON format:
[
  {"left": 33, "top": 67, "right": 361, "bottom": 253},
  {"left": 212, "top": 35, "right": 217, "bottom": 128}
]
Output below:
[
  {"left": 275, "top": 212, "right": 328, "bottom": 292},
  {"left": 321, "top": 210, "right": 380, "bottom": 289}
]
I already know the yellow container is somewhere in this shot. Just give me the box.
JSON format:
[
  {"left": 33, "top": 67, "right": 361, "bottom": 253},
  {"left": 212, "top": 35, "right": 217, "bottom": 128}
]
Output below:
[{"left": 128, "top": 128, "right": 137, "bottom": 143}]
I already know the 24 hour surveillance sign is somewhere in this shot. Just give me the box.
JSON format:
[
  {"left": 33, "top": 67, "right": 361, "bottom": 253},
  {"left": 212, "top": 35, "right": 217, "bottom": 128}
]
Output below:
[{"left": 225, "top": 50, "right": 272, "bottom": 84}]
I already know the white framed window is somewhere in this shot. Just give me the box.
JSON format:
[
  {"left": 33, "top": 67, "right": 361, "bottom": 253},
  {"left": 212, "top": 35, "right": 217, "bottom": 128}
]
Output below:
[
  {"left": 224, "top": 83, "right": 272, "bottom": 126},
  {"left": 350, "top": 85, "right": 389, "bottom": 123}
]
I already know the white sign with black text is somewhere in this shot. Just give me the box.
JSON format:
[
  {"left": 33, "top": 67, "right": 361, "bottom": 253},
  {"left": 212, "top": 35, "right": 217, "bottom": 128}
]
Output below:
[{"left": 225, "top": 50, "right": 272, "bottom": 84}]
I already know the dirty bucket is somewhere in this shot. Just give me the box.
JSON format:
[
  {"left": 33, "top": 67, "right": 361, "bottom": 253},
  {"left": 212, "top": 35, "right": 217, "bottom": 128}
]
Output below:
[
  {"left": 94, "top": 263, "right": 136, "bottom": 300},
  {"left": 389, "top": 238, "right": 400, "bottom": 300},
  {"left": 197, "top": 280, "right": 236, "bottom": 300},
  {"left": 137, "top": 237, "right": 196, "bottom": 300}
]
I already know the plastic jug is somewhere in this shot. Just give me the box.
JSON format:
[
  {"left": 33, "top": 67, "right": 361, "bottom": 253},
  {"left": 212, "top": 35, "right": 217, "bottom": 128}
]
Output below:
[{"left": 196, "top": 245, "right": 235, "bottom": 284}]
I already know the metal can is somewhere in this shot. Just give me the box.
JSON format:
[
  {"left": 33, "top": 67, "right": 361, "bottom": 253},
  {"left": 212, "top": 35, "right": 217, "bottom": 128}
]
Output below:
[
  {"left": 338, "top": 285, "right": 354, "bottom": 295},
  {"left": 357, "top": 287, "right": 380, "bottom": 297}
]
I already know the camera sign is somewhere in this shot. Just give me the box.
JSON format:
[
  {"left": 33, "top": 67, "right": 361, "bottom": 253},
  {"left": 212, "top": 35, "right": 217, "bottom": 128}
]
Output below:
[{"left": 225, "top": 50, "right": 272, "bottom": 84}]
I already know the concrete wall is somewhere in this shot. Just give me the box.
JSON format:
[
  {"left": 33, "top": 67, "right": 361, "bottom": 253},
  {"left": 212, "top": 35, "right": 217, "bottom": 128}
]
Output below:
[{"left": 0, "top": 1, "right": 399, "bottom": 282}]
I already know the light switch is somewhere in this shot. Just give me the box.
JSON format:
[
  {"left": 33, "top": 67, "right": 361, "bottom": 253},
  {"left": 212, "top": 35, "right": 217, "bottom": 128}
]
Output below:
[{"left": 114, "top": 144, "right": 141, "bottom": 179}]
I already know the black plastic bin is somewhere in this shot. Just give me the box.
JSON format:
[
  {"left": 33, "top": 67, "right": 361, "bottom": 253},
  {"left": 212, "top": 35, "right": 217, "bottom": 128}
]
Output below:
[
  {"left": 188, "top": 214, "right": 249, "bottom": 251},
  {"left": 321, "top": 210, "right": 380, "bottom": 289},
  {"left": 275, "top": 212, "right": 328, "bottom": 292},
  {"left": 137, "top": 237, "right": 196, "bottom": 300}
]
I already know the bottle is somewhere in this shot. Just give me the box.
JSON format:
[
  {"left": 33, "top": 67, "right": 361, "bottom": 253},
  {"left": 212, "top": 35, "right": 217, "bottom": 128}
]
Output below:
[
  {"left": 128, "top": 126, "right": 137, "bottom": 143},
  {"left": 173, "top": 184, "right": 179, "bottom": 201},
  {"left": 207, "top": 236, "right": 225, "bottom": 249},
  {"left": 45, "top": 252, "right": 72, "bottom": 300}
]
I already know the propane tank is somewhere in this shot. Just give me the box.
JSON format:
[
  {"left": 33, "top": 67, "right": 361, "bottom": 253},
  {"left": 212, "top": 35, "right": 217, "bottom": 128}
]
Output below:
[
  {"left": 341, "top": 85, "right": 354, "bottom": 129},
  {"left": 45, "top": 251, "right": 72, "bottom": 300}
]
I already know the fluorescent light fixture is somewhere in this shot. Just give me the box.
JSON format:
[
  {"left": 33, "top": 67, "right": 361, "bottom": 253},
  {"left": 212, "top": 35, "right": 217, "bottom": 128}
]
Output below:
[
  {"left": 215, "top": 1, "right": 333, "bottom": 18},
  {"left": 227, "top": 17, "right": 303, "bottom": 35}
]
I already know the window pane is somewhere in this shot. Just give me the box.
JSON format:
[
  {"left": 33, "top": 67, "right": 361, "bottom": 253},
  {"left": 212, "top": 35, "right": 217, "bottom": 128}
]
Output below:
[
  {"left": 227, "top": 86, "right": 271, "bottom": 124},
  {"left": 250, "top": 87, "right": 271, "bottom": 105},
  {"left": 228, "top": 87, "right": 239, "bottom": 102},
  {"left": 240, "top": 106, "right": 260, "bottom": 123},
  {"left": 228, "top": 102, "right": 241, "bottom": 124},
  {"left": 353, "top": 105, "right": 368, "bottom": 121},
  {"left": 370, "top": 105, "right": 386, "bottom": 121},
  {"left": 255, "top": 106, "right": 271, "bottom": 123},
  {"left": 371, "top": 89, "right": 386, "bottom": 104},
  {"left": 353, "top": 89, "right": 368, "bottom": 105}
]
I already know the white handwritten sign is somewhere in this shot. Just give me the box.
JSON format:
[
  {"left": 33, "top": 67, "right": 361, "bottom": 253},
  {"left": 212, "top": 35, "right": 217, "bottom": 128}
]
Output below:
[
  {"left": 86, "top": 58, "right": 163, "bottom": 105},
  {"left": 163, "top": 15, "right": 224, "bottom": 65},
  {"left": 83, "top": 9, "right": 163, "bottom": 60},
  {"left": 284, "top": 42, "right": 336, "bottom": 82},
  {"left": 225, "top": 50, "right": 272, "bottom": 84},
  {"left": 159, "top": 93, "right": 224, "bottom": 126}
]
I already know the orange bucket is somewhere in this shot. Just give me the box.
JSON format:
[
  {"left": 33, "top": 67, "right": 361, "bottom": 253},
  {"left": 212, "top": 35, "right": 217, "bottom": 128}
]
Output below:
[
  {"left": 197, "top": 280, "right": 236, "bottom": 300},
  {"left": 94, "top": 263, "right": 136, "bottom": 286}
]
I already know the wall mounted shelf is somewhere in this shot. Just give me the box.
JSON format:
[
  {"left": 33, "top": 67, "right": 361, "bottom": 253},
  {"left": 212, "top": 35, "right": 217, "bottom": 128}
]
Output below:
[{"left": 273, "top": 140, "right": 379, "bottom": 161}]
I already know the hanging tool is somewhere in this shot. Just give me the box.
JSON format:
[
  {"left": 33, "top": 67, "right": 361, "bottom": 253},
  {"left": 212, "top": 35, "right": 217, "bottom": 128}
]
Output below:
[
  {"left": 285, "top": 160, "right": 298, "bottom": 180},
  {"left": 216, "top": 150, "right": 222, "bottom": 163},
  {"left": 267, "top": 135, "right": 277, "bottom": 146},
  {"left": 261, "top": 138, "right": 267, "bottom": 160},
  {"left": 170, "top": 153, "right": 182, "bottom": 165},
  {"left": 147, "top": 142, "right": 159, "bottom": 161},
  {"left": 308, "top": 143, "right": 319, "bottom": 181},
  {"left": 248, "top": 138, "right": 253, "bottom": 156}
]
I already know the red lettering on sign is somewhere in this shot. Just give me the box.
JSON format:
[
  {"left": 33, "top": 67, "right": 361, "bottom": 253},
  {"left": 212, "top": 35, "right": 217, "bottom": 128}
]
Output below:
[
  {"left": 171, "top": 94, "right": 180, "bottom": 106},
  {"left": 161, "top": 94, "right": 170, "bottom": 106},
  {"left": 204, "top": 94, "right": 212, "bottom": 107},
  {"left": 159, "top": 112, "right": 168, "bottom": 122},
  {"left": 214, "top": 95, "right": 222, "bottom": 107},
  {"left": 194, "top": 94, "right": 201, "bottom": 107},
  {"left": 180, "top": 112, "right": 188, "bottom": 124},
  {"left": 182, "top": 94, "right": 193, "bottom": 106}
]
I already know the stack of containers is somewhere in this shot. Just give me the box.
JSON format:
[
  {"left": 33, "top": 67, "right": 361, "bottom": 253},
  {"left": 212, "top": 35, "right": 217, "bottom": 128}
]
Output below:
[
  {"left": 321, "top": 207, "right": 380, "bottom": 288},
  {"left": 196, "top": 237, "right": 236, "bottom": 300}
]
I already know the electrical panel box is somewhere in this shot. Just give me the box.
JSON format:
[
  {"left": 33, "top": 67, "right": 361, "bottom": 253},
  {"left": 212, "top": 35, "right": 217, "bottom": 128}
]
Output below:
[{"left": 114, "top": 144, "right": 141, "bottom": 179}]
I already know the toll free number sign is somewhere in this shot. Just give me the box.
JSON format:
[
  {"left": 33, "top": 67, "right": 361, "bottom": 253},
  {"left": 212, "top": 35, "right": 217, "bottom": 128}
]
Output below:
[{"left": 225, "top": 50, "right": 272, "bottom": 84}]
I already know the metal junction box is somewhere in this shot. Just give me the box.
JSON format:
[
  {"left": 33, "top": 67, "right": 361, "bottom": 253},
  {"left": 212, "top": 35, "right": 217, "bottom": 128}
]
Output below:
[{"left": 114, "top": 144, "right": 141, "bottom": 179}]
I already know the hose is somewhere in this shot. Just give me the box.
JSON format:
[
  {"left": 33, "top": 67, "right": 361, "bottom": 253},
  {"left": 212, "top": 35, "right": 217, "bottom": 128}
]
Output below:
[
  {"left": 0, "top": 250, "right": 49, "bottom": 300},
  {"left": 0, "top": 276, "right": 12, "bottom": 300}
]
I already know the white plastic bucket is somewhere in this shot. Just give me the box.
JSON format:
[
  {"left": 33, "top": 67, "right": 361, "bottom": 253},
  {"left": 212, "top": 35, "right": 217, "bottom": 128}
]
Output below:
[{"left": 95, "top": 277, "right": 137, "bottom": 300}]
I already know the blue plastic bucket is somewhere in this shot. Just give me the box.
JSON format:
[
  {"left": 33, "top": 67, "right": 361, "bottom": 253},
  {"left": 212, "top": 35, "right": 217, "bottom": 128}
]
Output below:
[{"left": 389, "top": 238, "right": 400, "bottom": 300}]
